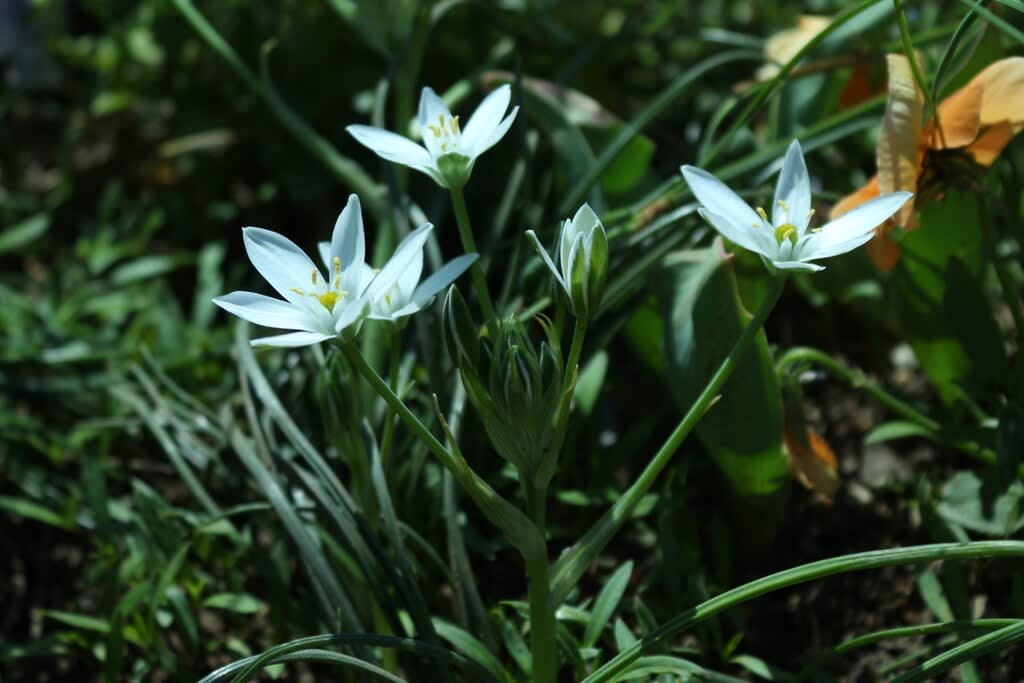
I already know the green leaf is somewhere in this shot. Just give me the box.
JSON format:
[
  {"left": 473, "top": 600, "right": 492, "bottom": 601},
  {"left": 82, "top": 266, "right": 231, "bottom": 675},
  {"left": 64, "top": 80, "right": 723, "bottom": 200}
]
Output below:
[
  {"left": 583, "top": 561, "right": 633, "bottom": 648},
  {"left": 203, "top": 593, "right": 264, "bottom": 615},
  {"left": 936, "top": 471, "right": 1024, "bottom": 536},
  {"left": 661, "top": 249, "right": 789, "bottom": 505},
  {"left": 0, "top": 495, "right": 74, "bottom": 529},
  {"left": 0, "top": 214, "right": 49, "bottom": 253},
  {"left": 890, "top": 193, "right": 994, "bottom": 407},
  {"left": 432, "top": 618, "right": 508, "bottom": 683},
  {"left": 864, "top": 420, "right": 935, "bottom": 445}
]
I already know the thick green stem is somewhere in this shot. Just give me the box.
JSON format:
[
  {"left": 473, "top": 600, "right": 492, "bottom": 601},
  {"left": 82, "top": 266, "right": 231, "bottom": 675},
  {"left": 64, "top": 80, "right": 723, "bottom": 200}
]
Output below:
[
  {"left": 550, "top": 276, "right": 786, "bottom": 604},
  {"left": 775, "top": 346, "right": 998, "bottom": 465},
  {"left": 522, "top": 481, "right": 557, "bottom": 683},
  {"left": 449, "top": 186, "right": 498, "bottom": 326}
]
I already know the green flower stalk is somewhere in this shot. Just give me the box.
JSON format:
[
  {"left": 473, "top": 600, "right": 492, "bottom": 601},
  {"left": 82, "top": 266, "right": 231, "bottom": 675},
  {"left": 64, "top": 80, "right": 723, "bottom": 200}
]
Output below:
[
  {"left": 526, "top": 203, "right": 609, "bottom": 321},
  {"left": 443, "top": 287, "right": 569, "bottom": 489}
]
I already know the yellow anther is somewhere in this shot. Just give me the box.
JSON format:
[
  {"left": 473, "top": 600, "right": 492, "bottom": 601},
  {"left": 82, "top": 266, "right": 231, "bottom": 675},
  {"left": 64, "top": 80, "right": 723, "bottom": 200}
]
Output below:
[
  {"left": 333, "top": 256, "right": 342, "bottom": 276},
  {"left": 311, "top": 269, "right": 318, "bottom": 286},
  {"left": 806, "top": 208, "right": 816, "bottom": 220},
  {"left": 449, "top": 115, "right": 460, "bottom": 135},
  {"left": 427, "top": 124, "right": 441, "bottom": 137},
  {"left": 290, "top": 287, "right": 306, "bottom": 296},
  {"left": 777, "top": 199, "right": 790, "bottom": 212},
  {"left": 756, "top": 206, "right": 769, "bottom": 223},
  {"left": 384, "top": 292, "right": 392, "bottom": 306}
]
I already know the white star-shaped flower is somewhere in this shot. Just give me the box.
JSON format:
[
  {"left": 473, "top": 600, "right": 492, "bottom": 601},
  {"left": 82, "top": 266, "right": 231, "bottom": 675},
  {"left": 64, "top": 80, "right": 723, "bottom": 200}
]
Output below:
[
  {"left": 347, "top": 85, "right": 519, "bottom": 189},
  {"left": 213, "top": 194, "right": 432, "bottom": 347},
  {"left": 681, "top": 140, "right": 913, "bottom": 272}
]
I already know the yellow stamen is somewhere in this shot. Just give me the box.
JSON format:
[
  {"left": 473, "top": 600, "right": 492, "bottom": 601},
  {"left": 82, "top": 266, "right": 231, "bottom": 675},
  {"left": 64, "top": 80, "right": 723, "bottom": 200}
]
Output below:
[
  {"left": 777, "top": 199, "right": 790, "bottom": 213},
  {"left": 311, "top": 269, "right": 318, "bottom": 286},
  {"left": 290, "top": 287, "right": 306, "bottom": 296},
  {"left": 449, "top": 115, "right": 460, "bottom": 135},
  {"left": 756, "top": 206, "right": 769, "bottom": 223},
  {"left": 806, "top": 208, "right": 816, "bottom": 220},
  {"left": 427, "top": 124, "right": 441, "bottom": 137},
  {"left": 333, "top": 256, "right": 342, "bottom": 276}
]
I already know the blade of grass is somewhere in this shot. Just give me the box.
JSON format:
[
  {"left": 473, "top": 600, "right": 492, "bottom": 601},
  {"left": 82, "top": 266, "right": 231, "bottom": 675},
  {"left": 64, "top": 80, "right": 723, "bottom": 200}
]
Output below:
[
  {"left": 890, "top": 620, "right": 1024, "bottom": 683},
  {"left": 558, "top": 49, "right": 760, "bottom": 215},
  {"left": 583, "top": 541, "right": 1024, "bottom": 682}
]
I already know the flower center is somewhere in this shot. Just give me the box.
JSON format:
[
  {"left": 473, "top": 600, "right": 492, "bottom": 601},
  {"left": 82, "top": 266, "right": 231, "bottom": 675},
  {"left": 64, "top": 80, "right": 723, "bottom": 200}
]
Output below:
[
  {"left": 426, "top": 113, "right": 461, "bottom": 154},
  {"left": 774, "top": 223, "right": 798, "bottom": 245},
  {"left": 291, "top": 256, "right": 348, "bottom": 311}
]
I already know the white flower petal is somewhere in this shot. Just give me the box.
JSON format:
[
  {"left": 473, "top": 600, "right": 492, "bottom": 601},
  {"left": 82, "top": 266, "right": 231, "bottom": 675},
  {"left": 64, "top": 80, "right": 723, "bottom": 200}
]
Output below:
[
  {"left": 773, "top": 140, "right": 812, "bottom": 231},
  {"left": 698, "top": 207, "right": 774, "bottom": 256},
  {"left": 317, "top": 241, "right": 331, "bottom": 271},
  {"left": 799, "top": 232, "right": 874, "bottom": 262},
  {"left": 461, "top": 85, "right": 511, "bottom": 154},
  {"left": 470, "top": 107, "right": 518, "bottom": 159},
  {"left": 395, "top": 246, "right": 425, "bottom": 299},
  {"left": 331, "top": 194, "right": 366, "bottom": 277},
  {"left": 213, "top": 291, "right": 313, "bottom": 331},
  {"left": 809, "top": 191, "right": 913, "bottom": 258},
  {"left": 334, "top": 297, "right": 369, "bottom": 332},
  {"left": 418, "top": 87, "right": 452, "bottom": 128},
  {"left": 682, "top": 165, "right": 767, "bottom": 245},
  {"left": 418, "top": 87, "right": 455, "bottom": 159},
  {"left": 412, "top": 253, "right": 478, "bottom": 307},
  {"left": 243, "top": 227, "right": 324, "bottom": 304},
  {"left": 526, "top": 229, "right": 567, "bottom": 291},
  {"left": 771, "top": 259, "right": 825, "bottom": 272},
  {"left": 347, "top": 124, "right": 434, "bottom": 169},
  {"left": 367, "top": 224, "right": 433, "bottom": 300},
  {"left": 251, "top": 331, "right": 334, "bottom": 348}
]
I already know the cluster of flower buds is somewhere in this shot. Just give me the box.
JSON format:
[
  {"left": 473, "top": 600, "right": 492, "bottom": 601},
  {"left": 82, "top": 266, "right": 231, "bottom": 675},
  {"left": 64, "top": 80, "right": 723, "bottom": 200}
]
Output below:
[{"left": 443, "top": 287, "right": 568, "bottom": 488}]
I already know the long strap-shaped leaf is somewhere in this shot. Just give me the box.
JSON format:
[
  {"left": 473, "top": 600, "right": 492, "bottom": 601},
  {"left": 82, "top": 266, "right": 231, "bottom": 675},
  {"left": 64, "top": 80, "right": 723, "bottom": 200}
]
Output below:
[{"left": 584, "top": 541, "right": 1024, "bottom": 682}]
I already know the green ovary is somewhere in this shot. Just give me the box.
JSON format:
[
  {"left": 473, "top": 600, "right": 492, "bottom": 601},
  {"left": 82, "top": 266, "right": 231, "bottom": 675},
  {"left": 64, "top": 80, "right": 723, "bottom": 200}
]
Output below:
[{"left": 774, "top": 223, "right": 798, "bottom": 246}]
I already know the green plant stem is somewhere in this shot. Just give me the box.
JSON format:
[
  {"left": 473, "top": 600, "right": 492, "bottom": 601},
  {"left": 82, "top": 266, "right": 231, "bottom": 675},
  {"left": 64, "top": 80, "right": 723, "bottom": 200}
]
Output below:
[
  {"left": 340, "top": 341, "right": 454, "bottom": 470},
  {"left": 583, "top": 541, "right": 1024, "bottom": 683},
  {"left": 557, "top": 317, "right": 588, "bottom": 424},
  {"left": 169, "top": 0, "right": 383, "bottom": 217},
  {"left": 522, "top": 480, "right": 557, "bottom": 683},
  {"left": 775, "top": 346, "right": 998, "bottom": 465},
  {"left": 379, "top": 329, "right": 401, "bottom": 472},
  {"left": 550, "top": 276, "right": 787, "bottom": 604},
  {"left": 449, "top": 186, "right": 497, "bottom": 326},
  {"left": 977, "top": 199, "right": 1024, "bottom": 348},
  {"left": 341, "top": 341, "right": 545, "bottom": 560}
]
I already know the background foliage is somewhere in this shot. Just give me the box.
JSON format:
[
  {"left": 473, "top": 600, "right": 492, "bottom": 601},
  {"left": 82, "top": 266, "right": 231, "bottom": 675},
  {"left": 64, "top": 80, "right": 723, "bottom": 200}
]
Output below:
[{"left": 2, "top": 0, "right": 1023, "bottom": 681}]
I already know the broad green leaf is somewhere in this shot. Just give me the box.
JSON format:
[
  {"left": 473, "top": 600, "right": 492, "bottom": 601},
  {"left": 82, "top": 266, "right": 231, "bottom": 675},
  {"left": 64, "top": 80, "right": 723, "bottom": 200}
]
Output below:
[
  {"left": 662, "top": 249, "right": 789, "bottom": 507},
  {"left": 890, "top": 193, "right": 996, "bottom": 407}
]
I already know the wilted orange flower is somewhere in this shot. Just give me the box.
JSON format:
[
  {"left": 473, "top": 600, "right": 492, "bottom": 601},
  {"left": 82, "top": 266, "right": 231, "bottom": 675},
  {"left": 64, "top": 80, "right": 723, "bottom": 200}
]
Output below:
[
  {"left": 784, "top": 425, "right": 839, "bottom": 503},
  {"left": 756, "top": 15, "right": 832, "bottom": 82},
  {"left": 831, "top": 54, "right": 1024, "bottom": 270}
]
